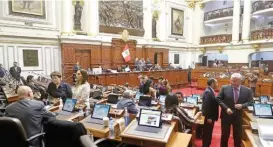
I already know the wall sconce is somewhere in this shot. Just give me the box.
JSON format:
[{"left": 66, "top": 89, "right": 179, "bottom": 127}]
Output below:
[
  {"left": 218, "top": 47, "right": 224, "bottom": 53},
  {"left": 200, "top": 47, "right": 206, "bottom": 54},
  {"left": 186, "top": 0, "right": 204, "bottom": 9},
  {"left": 252, "top": 44, "right": 261, "bottom": 52}
]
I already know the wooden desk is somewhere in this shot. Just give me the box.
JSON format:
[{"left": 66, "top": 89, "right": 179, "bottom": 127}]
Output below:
[
  {"left": 87, "top": 70, "right": 188, "bottom": 87},
  {"left": 6, "top": 93, "right": 19, "bottom": 103},
  {"left": 121, "top": 120, "right": 186, "bottom": 147},
  {"left": 80, "top": 116, "right": 121, "bottom": 141}
]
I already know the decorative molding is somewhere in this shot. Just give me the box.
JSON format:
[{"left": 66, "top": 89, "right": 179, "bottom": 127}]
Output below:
[
  {"left": 185, "top": 0, "right": 204, "bottom": 9},
  {"left": 217, "top": 46, "right": 224, "bottom": 53},
  {"left": 252, "top": 44, "right": 261, "bottom": 52}
]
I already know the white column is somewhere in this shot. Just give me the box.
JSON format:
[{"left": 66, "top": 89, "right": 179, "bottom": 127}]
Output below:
[
  {"left": 143, "top": 0, "right": 152, "bottom": 40},
  {"left": 61, "top": 0, "right": 73, "bottom": 34},
  {"left": 232, "top": 0, "right": 241, "bottom": 43},
  {"left": 87, "top": 0, "right": 99, "bottom": 36},
  {"left": 242, "top": 0, "right": 251, "bottom": 42},
  {"left": 187, "top": 8, "right": 194, "bottom": 44},
  {"left": 157, "top": 0, "right": 166, "bottom": 41},
  {"left": 193, "top": 4, "right": 205, "bottom": 45}
]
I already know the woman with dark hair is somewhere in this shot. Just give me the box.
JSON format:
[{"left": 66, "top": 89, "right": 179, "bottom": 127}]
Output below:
[
  {"left": 72, "top": 69, "right": 90, "bottom": 105},
  {"left": 165, "top": 94, "right": 202, "bottom": 133},
  {"left": 159, "top": 79, "right": 172, "bottom": 95}
]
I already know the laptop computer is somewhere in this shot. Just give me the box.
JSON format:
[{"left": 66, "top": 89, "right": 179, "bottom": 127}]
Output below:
[
  {"left": 135, "top": 92, "right": 144, "bottom": 100},
  {"left": 253, "top": 104, "right": 273, "bottom": 119},
  {"left": 259, "top": 96, "right": 269, "bottom": 104},
  {"left": 58, "top": 98, "right": 77, "bottom": 116},
  {"left": 139, "top": 96, "right": 152, "bottom": 107},
  {"left": 107, "top": 94, "right": 119, "bottom": 104},
  {"left": 88, "top": 104, "right": 111, "bottom": 125},
  {"left": 159, "top": 95, "right": 166, "bottom": 105},
  {"left": 135, "top": 109, "right": 162, "bottom": 133},
  {"left": 186, "top": 96, "right": 198, "bottom": 105}
]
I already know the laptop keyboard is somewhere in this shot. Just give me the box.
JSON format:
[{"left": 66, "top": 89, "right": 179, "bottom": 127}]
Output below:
[
  {"left": 88, "top": 118, "right": 104, "bottom": 125},
  {"left": 135, "top": 126, "right": 160, "bottom": 133},
  {"left": 58, "top": 111, "right": 71, "bottom": 116}
]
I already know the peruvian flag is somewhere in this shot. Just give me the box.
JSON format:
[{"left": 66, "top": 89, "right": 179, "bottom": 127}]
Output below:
[{"left": 122, "top": 44, "right": 131, "bottom": 62}]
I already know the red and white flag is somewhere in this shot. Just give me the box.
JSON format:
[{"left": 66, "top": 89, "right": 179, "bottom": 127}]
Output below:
[{"left": 122, "top": 44, "right": 131, "bottom": 62}]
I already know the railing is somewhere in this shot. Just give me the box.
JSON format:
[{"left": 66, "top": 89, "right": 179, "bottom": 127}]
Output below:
[
  {"left": 251, "top": 28, "right": 273, "bottom": 40},
  {"left": 252, "top": 1, "right": 273, "bottom": 13},
  {"left": 200, "top": 34, "right": 232, "bottom": 44},
  {"left": 204, "top": 7, "right": 234, "bottom": 21}
]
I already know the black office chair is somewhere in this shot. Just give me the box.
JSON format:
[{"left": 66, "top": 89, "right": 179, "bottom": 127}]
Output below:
[
  {"left": 0, "top": 117, "right": 45, "bottom": 147},
  {"left": 44, "top": 118, "right": 105, "bottom": 147}
]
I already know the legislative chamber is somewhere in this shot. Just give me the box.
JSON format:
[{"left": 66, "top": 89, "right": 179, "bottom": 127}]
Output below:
[{"left": 1, "top": 0, "right": 273, "bottom": 147}]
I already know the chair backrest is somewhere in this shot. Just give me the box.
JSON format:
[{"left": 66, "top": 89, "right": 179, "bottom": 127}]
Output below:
[
  {"left": 0, "top": 117, "right": 28, "bottom": 147},
  {"left": 44, "top": 118, "right": 87, "bottom": 147}
]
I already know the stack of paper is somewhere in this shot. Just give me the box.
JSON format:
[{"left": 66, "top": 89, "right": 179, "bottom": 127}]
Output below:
[{"left": 257, "top": 119, "right": 273, "bottom": 140}]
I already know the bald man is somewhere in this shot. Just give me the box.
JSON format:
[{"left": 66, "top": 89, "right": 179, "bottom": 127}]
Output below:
[{"left": 5, "top": 86, "right": 55, "bottom": 147}]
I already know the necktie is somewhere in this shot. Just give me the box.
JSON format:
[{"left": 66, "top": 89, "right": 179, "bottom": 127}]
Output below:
[{"left": 234, "top": 88, "right": 239, "bottom": 103}]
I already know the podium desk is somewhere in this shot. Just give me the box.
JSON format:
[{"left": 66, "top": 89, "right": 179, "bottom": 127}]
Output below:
[{"left": 120, "top": 119, "right": 191, "bottom": 147}]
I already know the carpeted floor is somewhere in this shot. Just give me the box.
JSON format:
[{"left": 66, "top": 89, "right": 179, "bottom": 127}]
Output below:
[{"left": 174, "top": 87, "right": 235, "bottom": 147}]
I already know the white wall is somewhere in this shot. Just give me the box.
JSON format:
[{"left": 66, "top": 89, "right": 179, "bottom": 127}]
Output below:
[
  {"left": 204, "top": 1, "right": 233, "bottom": 12},
  {"left": 204, "top": 22, "right": 233, "bottom": 36},
  {"left": 207, "top": 53, "right": 228, "bottom": 61},
  {"left": 0, "top": 43, "right": 61, "bottom": 77},
  {"left": 251, "top": 16, "right": 273, "bottom": 31},
  {"left": 251, "top": 51, "right": 273, "bottom": 60}
]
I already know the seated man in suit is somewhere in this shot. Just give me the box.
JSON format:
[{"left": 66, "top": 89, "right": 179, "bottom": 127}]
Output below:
[
  {"left": 117, "top": 90, "right": 138, "bottom": 114},
  {"left": 5, "top": 86, "right": 56, "bottom": 147}
]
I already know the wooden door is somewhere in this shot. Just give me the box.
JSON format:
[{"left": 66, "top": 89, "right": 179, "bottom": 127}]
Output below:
[
  {"left": 75, "top": 50, "right": 91, "bottom": 70},
  {"left": 157, "top": 52, "right": 163, "bottom": 67}
]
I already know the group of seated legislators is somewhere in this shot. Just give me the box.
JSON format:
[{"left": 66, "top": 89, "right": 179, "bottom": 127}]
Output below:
[{"left": 2, "top": 70, "right": 270, "bottom": 147}]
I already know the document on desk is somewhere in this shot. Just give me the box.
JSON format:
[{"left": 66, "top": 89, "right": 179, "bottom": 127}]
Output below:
[
  {"left": 260, "top": 138, "right": 273, "bottom": 147},
  {"left": 257, "top": 119, "right": 273, "bottom": 140}
]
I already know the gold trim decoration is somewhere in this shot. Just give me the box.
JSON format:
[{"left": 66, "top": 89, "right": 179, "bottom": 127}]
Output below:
[
  {"left": 186, "top": 0, "right": 204, "bottom": 9},
  {"left": 121, "top": 29, "right": 129, "bottom": 42},
  {"left": 218, "top": 47, "right": 224, "bottom": 53},
  {"left": 200, "top": 47, "right": 206, "bottom": 54},
  {"left": 252, "top": 44, "right": 261, "bottom": 52},
  {"left": 72, "top": 0, "right": 84, "bottom": 6}
]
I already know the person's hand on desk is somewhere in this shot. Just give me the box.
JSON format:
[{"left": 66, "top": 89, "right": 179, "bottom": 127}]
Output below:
[
  {"left": 194, "top": 111, "right": 202, "bottom": 121},
  {"left": 235, "top": 104, "right": 242, "bottom": 110},
  {"left": 226, "top": 108, "right": 233, "bottom": 115}
]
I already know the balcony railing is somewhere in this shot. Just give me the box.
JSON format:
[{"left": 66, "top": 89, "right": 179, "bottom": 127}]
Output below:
[
  {"left": 200, "top": 34, "right": 232, "bottom": 45},
  {"left": 251, "top": 28, "right": 273, "bottom": 40},
  {"left": 204, "top": 7, "right": 234, "bottom": 21},
  {"left": 252, "top": 1, "right": 273, "bottom": 13}
]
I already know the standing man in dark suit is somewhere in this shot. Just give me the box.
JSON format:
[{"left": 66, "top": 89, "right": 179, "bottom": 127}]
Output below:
[
  {"left": 0, "top": 63, "right": 6, "bottom": 78},
  {"left": 202, "top": 78, "right": 218, "bottom": 147},
  {"left": 9, "top": 62, "right": 21, "bottom": 81},
  {"left": 5, "top": 86, "right": 55, "bottom": 147},
  {"left": 217, "top": 73, "right": 253, "bottom": 147}
]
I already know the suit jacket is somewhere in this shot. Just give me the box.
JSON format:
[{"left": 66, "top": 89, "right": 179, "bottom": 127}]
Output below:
[
  {"left": 9, "top": 66, "right": 21, "bottom": 80},
  {"left": 202, "top": 87, "right": 219, "bottom": 121},
  {"left": 5, "top": 99, "right": 56, "bottom": 138},
  {"left": 0, "top": 67, "right": 5, "bottom": 78},
  {"left": 217, "top": 85, "right": 253, "bottom": 120}
]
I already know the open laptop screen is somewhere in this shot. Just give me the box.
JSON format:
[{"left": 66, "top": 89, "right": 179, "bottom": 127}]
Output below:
[
  {"left": 192, "top": 94, "right": 201, "bottom": 100},
  {"left": 92, "top": 104, "right": 111, "bottom": 119},
  {"left": 254, "top": 104, "right": 273, "bottom": 116},
  {"left": 186, "top": 96, "right": 198, "bottom": 105},
  {"left": 62, "top": 99, "right": 77, "bottom": 112},
  {"left": 159, "top": 95, "right": 166, "bottom": 105},
  {"left": 260, "top": 96, "right": 269, "bottom": 103},
  {"left": 107, "top": 94, "right": 119, "bottom": 104},
  {"left": 138, "top": 109, "right": 162, "bottom": 128},
  {"left": 135, "top": 92, "right": 144, "bottom": 100}
]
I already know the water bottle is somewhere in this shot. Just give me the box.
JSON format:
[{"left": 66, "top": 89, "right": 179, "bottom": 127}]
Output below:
[
  {"left": 109, "top": 118, "right": 115, "bottom": 139},
  {"left": 79, "top": 107, "right": 84, "bottom": 120},
  {"left": 124, "top": 107, "right": 130, "bottom": 126},
  {"left": 59, "top": 99, "right": 63, "bottom": 108}
]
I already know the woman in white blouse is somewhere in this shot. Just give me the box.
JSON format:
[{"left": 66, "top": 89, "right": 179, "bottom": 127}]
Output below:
[{"left": 72, "top": 69, "right": 90, "bottom": 105}]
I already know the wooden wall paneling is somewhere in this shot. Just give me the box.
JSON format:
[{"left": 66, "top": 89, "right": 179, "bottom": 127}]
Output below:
[
  {"left": 105, "top": 74, "right": 117, "bottom": 85},
  {"left": 97, "top": 75, "right": 105, "bottom": 85},
  {"left": 128, "top": 72, "right": 139, "bottom": 86},
  {"left": 117, "top": 73, "right": 129, "bottom": 85},
  {"left": 101, "top": 46, "right": 112, "bottom": 69}
]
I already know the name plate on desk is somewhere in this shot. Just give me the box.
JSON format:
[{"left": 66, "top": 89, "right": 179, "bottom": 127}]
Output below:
[{"left": 123, "top": 120, "right": 170, "bottom": 139}]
